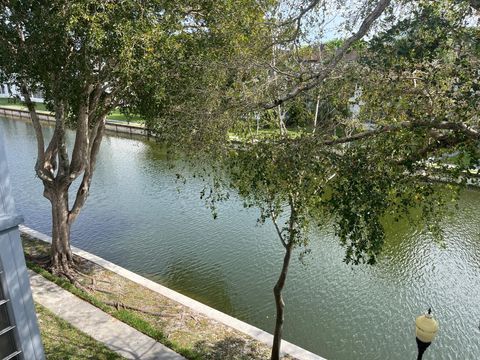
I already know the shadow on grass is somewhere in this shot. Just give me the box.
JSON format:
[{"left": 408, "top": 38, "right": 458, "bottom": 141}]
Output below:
[
  {"left": 36, "top": 304, "right": 123, "bottom": 360},
  {"left": 42, "top": 336, "right": 122, "bottom": 360},
  {"left": 193, "top": 336, "right": 269, "bottom": 360}
]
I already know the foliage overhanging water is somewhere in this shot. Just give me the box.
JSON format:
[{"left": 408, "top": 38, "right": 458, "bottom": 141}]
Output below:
[{"left": 2, "top": 116, "right": 480, "bottom": 360}]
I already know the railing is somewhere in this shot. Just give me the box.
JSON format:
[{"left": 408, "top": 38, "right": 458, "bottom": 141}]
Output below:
[
  {"left": 0, "top": 270, "right": 22, "bottom": 360},
  {"left": 0, "top": 107, "right": 154, "bottom": 138},
  {"left": 0, "top": 107, "right": 53, "bottom": 122}
]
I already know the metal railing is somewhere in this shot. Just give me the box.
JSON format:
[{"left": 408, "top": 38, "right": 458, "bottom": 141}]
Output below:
[{"left": 0, "top": 270, "right": 22, "bottom": 360}]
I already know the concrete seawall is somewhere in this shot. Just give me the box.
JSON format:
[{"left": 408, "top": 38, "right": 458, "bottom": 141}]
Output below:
[
  {"left": 20, "top": 225, "right": 327, "bottom": 360},
  {"left": 0, "top": 106, "right": 154, "bottom": 138}
]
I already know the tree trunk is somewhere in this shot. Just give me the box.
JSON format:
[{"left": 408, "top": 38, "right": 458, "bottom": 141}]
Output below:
[
  {"left": 49, "top": 185, "right": 73, "bottom": 274},
  {"left": 271, "top": 242, "right": 293, "bottom": 360},
  {"left": 313, "top": 95, "right": 320, "bottom": 134},
  {"left": 21, "top": 79, "right": 111, "bottom": 279},
  {"left": 276, "top": 105, "right": 287, "bottom": 137}
]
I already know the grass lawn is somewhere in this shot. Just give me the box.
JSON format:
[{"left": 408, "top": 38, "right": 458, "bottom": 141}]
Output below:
[
  {"left": 0, "top": 97, "right": 49, "bottom": 112},
  {"left": 107, "top": 109, "right": 143, "bottom": 123},
  {"left": 228, "top": 127, "right": 303, "bottom": 141},
  {"left": 36, "top": 303, "right": 124, "bottom": 360}
]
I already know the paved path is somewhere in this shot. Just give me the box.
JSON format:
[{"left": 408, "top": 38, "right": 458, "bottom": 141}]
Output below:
[{"left": 29, "top": 270, "right": 186, "bottom": 360}]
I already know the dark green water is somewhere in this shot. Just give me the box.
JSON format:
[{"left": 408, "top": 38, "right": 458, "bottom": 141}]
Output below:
[{"left": 1, "top": 116, "right": 479, "bottom": 360}]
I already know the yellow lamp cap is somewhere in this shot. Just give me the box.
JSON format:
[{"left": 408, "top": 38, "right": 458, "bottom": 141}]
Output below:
[{"left": 415, "top": 314, "right": 439, "bottom": 343}]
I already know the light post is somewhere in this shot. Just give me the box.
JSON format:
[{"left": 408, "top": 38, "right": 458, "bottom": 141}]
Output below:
[{"left": 415, "top": 308, "right": 439, "bottom": 360}]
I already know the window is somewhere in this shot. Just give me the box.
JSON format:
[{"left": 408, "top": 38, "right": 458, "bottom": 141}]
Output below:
[
  {"left": 31, "top": 90, "right": 43, "bottom": 99},
  {"left": 0, "top": 269, "right": 21, "bottom": 360}
]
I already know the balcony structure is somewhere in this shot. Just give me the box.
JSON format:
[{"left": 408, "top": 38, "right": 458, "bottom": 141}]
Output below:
[{"left": 0, "top": 134, "right": 44, "bottom": 360}]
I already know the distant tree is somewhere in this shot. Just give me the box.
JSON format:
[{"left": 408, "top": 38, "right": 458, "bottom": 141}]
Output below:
[{"left": 357, "top": 0, "right": 480, "bottom": 167}]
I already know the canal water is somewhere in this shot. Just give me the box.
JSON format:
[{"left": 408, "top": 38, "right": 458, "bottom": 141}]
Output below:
[{"left": 1, "top": 116, "right": 479, "bottom": 360}]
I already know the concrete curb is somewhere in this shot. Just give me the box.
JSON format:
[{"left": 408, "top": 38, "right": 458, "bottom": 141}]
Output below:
[{"left": 20, "top": 225, "right": 326, "bottom": 360}]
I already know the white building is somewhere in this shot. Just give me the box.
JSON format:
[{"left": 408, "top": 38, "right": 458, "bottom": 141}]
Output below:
[
  {"left": 0, "top": 134, "right": 45, "bottom": 359},
  {"left": 0, "top": 84, "right": 44, "bottom": 103}
]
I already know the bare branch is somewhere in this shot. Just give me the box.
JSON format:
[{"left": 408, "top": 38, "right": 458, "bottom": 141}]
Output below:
[
  {"left": 70, "top": 85, "right": 94, "bottom": 178},
  {"left": 281, "top": 0, "right": 323, "bottom": 26},
  {"left": 262, "top": 0, "right": 392, "bottom": 109},
  {"left": 433, "top": 121, "right": 479, "bottom": 140},
  {"left": 54, "top": 100, "right": 70, "bottom": 179},
  {"left": 322, "top": 120, "right": 479, "bottom": 146},
  {"left": 270, "top": 207, "right": 287, "bottom": 248},
  {"left": 44, "top": 88, "right": 67, "bottom": 177},
  {"left": 88, "top": 83, "right": 104, "bottom": 119},
  {"left": 324, "top": 122, "right": 410, "bottom": 145},
  {"left": 43, "top": 125, "right": 59, "bottom": 174}
]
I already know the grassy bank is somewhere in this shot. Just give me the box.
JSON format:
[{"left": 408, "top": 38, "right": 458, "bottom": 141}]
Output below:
[
  {"left": 36, "top": 303, "right": 124, "bottom": 359},
  {"left": 0, "top": 97, "right": 49, "bottom": 112},
  {"left": 23, "top": 234, "right": 292, "bottom": 360}
]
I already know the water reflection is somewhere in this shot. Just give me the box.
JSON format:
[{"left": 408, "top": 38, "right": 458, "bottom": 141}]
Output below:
[{"left": 151, "top": 257, "right": 236, "bottom": 313}]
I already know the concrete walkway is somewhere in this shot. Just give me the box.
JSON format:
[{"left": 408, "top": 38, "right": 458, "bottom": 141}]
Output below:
[{"left": 29, "top": 270, "right": 186, "bottom": 360}]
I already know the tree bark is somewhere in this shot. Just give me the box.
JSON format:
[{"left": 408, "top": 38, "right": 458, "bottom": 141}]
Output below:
[
  {"left": 271, "top": 242, "right": 293, "bottom": 360},
  {"left": 49, "top": 185, "right": 74, "bottom": 274},
  {"left": 276, "top": 105, "right": 287, "bottom": 137},
  {"left": 313, "top": 95, "right": 320, "bottom": 133}
]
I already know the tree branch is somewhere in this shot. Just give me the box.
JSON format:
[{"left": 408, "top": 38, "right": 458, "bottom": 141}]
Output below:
[
  {"left": 70, "top": 84, "right": 94, "bottom": 178},
  {"left": 287, "top": 194, "right": 297, "bottom": 244},
  {"left": 14, "top": 20, "right": 52, "bottom": 182},
  {"left": 282, "top": 0, "right": 323, "bottom": 26},
  {"left": 322, "top": 121, "right": 479, "bottom": 146},
  {"left": 270, "top": 207, "right": 287, "bottom": 249},
  {"left": 19, "top": 82, "right": 53, "bottom": 182},
  {"left": 68, "top": 115, "right": 106, "bottom": 224},
  {"left": 261, "top": 0, "right": 391, "bottom": 109},
  {"left": 44, "top": 84, "right": 66, "bottom": 176},
  {"left": 53, "top": 100, "right": 70, "bottom": 179}
]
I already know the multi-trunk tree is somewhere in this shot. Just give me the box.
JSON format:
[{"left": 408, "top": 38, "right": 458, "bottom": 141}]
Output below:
[{"left": 0, "top": 0, "right": 271, "bottom": 276}]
